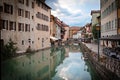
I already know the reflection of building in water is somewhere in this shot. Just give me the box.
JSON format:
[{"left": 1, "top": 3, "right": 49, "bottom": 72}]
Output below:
[
  {"left": 65, "top": 46, "right": 69, "bottom": 57},
  {"left": 69, "top": 45, "right": 81, "bottom": 52},
  {"left": 1, "top": 49, "right": 51, "bottom": 80},
  {"left": 50, "top": 47, "right": 66, "bottom": 77},
  {"left": 1, "top": 47, "right": 66, "bottom": 80}
]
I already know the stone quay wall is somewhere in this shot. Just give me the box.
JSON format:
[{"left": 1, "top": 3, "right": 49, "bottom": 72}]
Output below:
[{"left": 80, "top": 42, "right": 120, "bottom": 80}]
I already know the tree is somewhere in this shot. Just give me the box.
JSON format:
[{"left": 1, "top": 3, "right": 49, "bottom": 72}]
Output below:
[
  {"left": 92, "top": 24, "right": 98, "bottom": 39},
  {"left": 1, "top": 39, "right": 18, "bottom": 60}
]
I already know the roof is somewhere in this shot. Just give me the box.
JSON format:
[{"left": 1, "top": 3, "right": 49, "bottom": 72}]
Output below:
[
  {"left": 70, "top": 27, "right": 81, "bottom": 30},
  {"left": 91, "top": 10, "right": 100, "bottom": 15},
  {"left": 36, "top": 0, "right": 51, "bottom": 9},
  {"left": 100, "top": 35, "right": 120, "bottom": 41}
]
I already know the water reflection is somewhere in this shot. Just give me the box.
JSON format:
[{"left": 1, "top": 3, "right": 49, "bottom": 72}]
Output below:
[
  {"left": 1, "top": 45, "right": 99, "bottom": 80},
  {"left": 52, "top": 52, "right": 91, "bottom": 80}
]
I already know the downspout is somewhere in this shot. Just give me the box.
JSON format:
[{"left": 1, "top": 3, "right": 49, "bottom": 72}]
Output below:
[{"left": 116, "top": 0, "right": 119, "bottom": 35}]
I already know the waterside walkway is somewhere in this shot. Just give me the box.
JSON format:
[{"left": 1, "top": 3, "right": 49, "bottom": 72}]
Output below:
[{"left": 80, "top": 42, "right": 120, "bottom": 80}]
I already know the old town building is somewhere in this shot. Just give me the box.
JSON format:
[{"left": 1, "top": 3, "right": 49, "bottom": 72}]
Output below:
[
  {"left": 91, "top": 10, "right": 101, "bottom": 40},
  {"left": 62, "top": 23, "right": 69, "bottom": 42},
  {"left": 100, "top": 0, "right": 120, "bottom": 47},
  {"left": 0, "top": 0, "right": 51, "bottom": 52},
  {"left": 69, "top": 27, "right": 80, "bottom": 38},
  {"left": 91, "top": 10, "right": 101, "bottom": 27},
  {"left": 50, "top": 15, "right": 57, "bottom": 38},
  {"left": 34, "top": 0, "right": 51, "bottom": 50},
  {"left": 50, "top": 15, "right": 67, "bottom": 46}
]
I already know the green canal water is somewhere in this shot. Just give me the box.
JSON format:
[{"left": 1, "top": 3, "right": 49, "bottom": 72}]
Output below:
[{"left": 1, "top": 45, "right": 100, "bottom": 80}]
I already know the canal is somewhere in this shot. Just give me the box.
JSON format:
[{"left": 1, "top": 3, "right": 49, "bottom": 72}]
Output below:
[{"left": 1, "top": 45, "right": 101, "bottom": 80}]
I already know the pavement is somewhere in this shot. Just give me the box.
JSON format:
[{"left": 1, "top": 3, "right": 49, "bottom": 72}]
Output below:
[{"left": 83, "top": 42, "right": 104, "bottom": 56}]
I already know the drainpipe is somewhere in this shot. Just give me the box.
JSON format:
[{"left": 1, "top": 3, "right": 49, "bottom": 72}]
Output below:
[{"left": 116, "top": 0, "right": 119, "bottom": 35}]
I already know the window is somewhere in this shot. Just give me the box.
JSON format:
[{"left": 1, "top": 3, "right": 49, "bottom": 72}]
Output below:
[
  {"left": 0, "top": 20, "right": 2, "bottom": 30},
  {"left": 118, "top": 0, "right": 120, "bottom": 8},
  {"left": 118, "top": 18, "right": 120, "bottom": 28},
  {"left": 22, "top": 40, "right": 24, "bottom": 45},
  {"left": 4, "top": 3, "right": 13, "bottom": 14},
  {"left": 1, "top": 20, "right": 8, "bottom": 30},
  {"left": 37, "top": 24, "right": 42, "bottom": 30},
  {"left": 32, "top": 2, "right": 34, "bottom": 8},
  {"left": 32, "top": 16, "right": 34, "bottom": 19},
  {"left": 112, "top": 20, "right": 114, "bottom": 29},
  {"left": 46, "top": 26, "right": 48, "bottom": 31},
  {"left": 42, "top": 4, "right": 48, "bottom": 11},
  {"left": 32, "top": 28, "right": 33, "bottom": 31},
  {"left": 36, "top": 24, "right": 40, "bottom": 30},
  {"left": 113, "top": 1, "right": 116, "bottom": 10},
  {"left": 25, "top": 24, "right": 30, "bottom": 32},
  {"left": 18, "top": 8, "right": 24, "bottom": 17},
  {"left": 9, "top": 21, "right": 16, "bottom": 31},
  {"left": 18, "top": 23, "right": 24, "bottom": 31},
  {"left": 25, "top": 24, "right": 27, "bottom": 31},
  {"left": 28, "top": 39, "right": 31, "bottom": 43},
  {"left": 36, "top": 12, "right": 49, "bottom": 21},
  {"left": 36, "top": 12, "right": 41, "bottom": 19},
  {"left": 109, "top": 21, "right": 111, "bottom": 30},
  {"left": 18, "top": 0, "right": 24, "bottom": 4},
  {"left": 25, "top": 11, "right": 30, "bottom": 19},
  {"left": 36, "top": 23, "right": 48, "bottom": 31},
  {"left": 42, "top": 38, "right": 44, "bottom": 47},
  {"left": 26, "top": 0, "right": 29, "bottom": 6},
  {"left": 115, "top": 19, "right": 117, "bottom": 29},
  {"left": 0, "top": 6, "right": 3, "bottom": 12}
]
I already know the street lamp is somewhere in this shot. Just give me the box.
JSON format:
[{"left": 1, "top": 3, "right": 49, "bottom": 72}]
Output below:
[{"left": 96, "top": 23, "right": 100, "bottom": 61}]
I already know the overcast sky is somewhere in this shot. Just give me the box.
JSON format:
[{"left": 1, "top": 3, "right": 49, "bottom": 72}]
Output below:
[{"left": 45, "top": 0, "right": 100, "bottom": 27}]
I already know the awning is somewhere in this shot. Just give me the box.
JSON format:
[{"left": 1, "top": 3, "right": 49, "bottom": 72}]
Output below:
[
  {"left": 100, "top": 35, "right": 120, "bottom": 41},
  {"left": 50, "top": 36, "right": 58, "bottom": 41}
]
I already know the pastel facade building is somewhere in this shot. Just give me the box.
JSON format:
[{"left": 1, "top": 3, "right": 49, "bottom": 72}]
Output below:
[
  {"left": 50, "top": 15, "right": 56, "bottom": 37},
  {"left": 50, "top": 15, "right": 67, "bottom": 45},
  {"left": 63, "top": 25, "right": 69, "bottom": 41},
  {"left": 100, "top": 0, "right": 120, "bottom": 47},
  {"left": 69, "top": 27, "right": 80, "bottom": 38},
  {"left": 34, "top": 0, "right": 51, "bottom": 50},
  {"left": 91, "top": 10, "right": 101, "bottom": 27},
  {"left": 0, "top": 0, "right": 51, "bottom": 52},
  {"left": 85, "top": 23, "right": 92, "bottom": 38}
]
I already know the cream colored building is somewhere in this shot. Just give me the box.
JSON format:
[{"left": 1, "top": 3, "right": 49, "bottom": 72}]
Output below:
[
  {"left": 50, "top": 15, "right": 56, "bottom": 37},
  {"left": 91, "top": 10, "right": 100, "bottom": 27},
  {"left": 63, "top": 25, "right": 69, "bottom": 41},
  {"left": 101, "top": 0, "right": 117, "bottom": 37},
  {"left": 0, "top": 0, "right": 51, "bottom": 52},
  {"left": 34, "top": 0, "right": 51, "bottom": 50},
  {"left": 100, "top": 0, "right": 120, "bottom": 47}
]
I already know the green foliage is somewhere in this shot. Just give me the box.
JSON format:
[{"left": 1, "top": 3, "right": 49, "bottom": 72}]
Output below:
[
  {"left": 1, "top": 39, "right": 18, "bottom": 60},
  {"left": 92, "top": 24, "right": 98, "bottom": 39},
  {"left": 84, "top": 34, "right": 89, "bottom": 38}
]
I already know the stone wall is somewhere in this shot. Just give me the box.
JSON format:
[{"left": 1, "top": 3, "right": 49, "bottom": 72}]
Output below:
[{"left": 80, "top": 42, "right": 120, "bottom": 80}]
